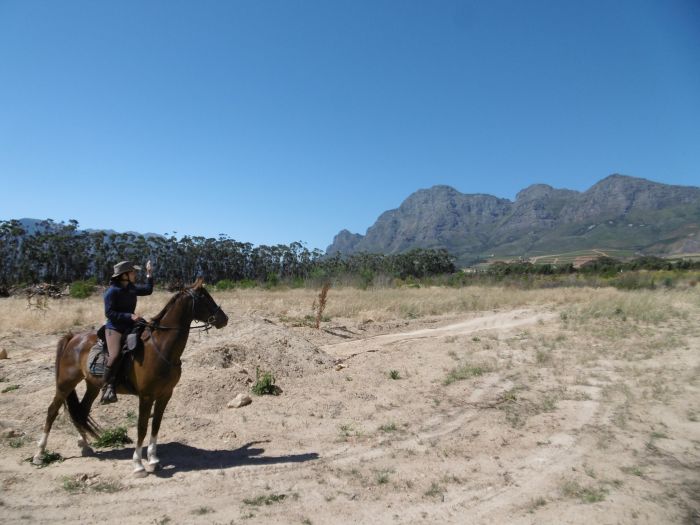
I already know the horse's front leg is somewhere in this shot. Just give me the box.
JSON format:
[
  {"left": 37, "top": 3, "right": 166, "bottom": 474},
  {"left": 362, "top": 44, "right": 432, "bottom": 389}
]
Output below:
[
  {"left": 132, "top": 396, "right": 154, "bottom": 478},
  {"left": 146, "top": 394, "right": 172, "bottom": 471}
]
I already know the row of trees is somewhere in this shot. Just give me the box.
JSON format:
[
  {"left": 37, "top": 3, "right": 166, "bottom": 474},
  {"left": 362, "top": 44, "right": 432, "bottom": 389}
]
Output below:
[
  {"left": 485, "top": 256, "right": 700, "bottom": 278},
  {"left": 0, "top": 219, "right": 456, "bottom": 287}
]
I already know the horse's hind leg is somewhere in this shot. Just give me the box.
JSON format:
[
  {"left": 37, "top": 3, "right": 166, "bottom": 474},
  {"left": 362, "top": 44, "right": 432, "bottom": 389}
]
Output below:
[
  {"left": 32, "top": 389, "right": 68, "bottom": 465},
  {"left": 76, "top": 382, "right": 100, "bottom": 456}
]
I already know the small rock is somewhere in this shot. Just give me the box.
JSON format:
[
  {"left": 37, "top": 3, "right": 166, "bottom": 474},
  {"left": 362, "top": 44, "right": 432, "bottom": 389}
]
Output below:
[
  {"left": 0, "top": 349, "right": 7, "bottom": 359},
  {"left": 227, "top": 393, "right": 252, "bottom": 409},
  {"left": 335, "top": 363, "right": 347, "bottom": 371}
]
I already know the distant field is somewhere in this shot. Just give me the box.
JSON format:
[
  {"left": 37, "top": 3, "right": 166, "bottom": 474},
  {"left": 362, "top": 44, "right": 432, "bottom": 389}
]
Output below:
[
  {"left": 527, "top": 248, "right": 635, "bottom": 265},
  {"left": 666, "top": 252, "right": 700, "bottom": 261},
  {"left": 477, "top": 248, "right": 700, "bottom": 267}
]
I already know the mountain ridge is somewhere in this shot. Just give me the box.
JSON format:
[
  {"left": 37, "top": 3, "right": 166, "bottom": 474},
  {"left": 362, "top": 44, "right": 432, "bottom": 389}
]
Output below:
[{"left": 327, "top": 174, "right": 700, "bottom": 264}]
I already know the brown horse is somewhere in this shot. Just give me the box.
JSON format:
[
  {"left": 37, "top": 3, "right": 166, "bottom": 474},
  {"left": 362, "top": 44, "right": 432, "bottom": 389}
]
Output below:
[{"left": 33, "top": 277, "right": 228, "bottom": 476}]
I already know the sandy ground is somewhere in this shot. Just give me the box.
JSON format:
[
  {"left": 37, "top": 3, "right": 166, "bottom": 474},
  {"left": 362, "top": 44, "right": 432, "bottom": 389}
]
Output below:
[{"left": 1, "top": 287, "right": 699, "bottom": 524}]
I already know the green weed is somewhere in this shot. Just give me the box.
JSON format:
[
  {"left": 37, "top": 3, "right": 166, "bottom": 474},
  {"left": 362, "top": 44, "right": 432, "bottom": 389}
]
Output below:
[
  {"left": 93, "top": 426, "right": 132, "bottom": 448},
  {"left": 379, "top": 422, "right": 397, "bottom": 433},
  {"left": 251, "top": 368, "right": 279, "bottom": 396},
  {"left": 31, "top": 450, "right": 63, "bottom": 467}
]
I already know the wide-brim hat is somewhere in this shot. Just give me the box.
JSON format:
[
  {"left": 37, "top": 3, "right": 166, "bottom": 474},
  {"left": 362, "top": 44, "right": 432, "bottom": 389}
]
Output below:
[{"left": 112, "top": 261, "right": 141, "bottom": 278}]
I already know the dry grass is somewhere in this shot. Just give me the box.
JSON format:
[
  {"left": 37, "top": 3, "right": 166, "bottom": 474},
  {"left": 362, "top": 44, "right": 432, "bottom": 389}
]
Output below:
[{"left": 0, "top": 285, "right": 697, "bottom": 334}]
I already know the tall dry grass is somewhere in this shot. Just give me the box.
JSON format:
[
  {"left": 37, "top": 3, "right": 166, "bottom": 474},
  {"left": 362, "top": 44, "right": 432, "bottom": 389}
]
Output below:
[{"left": 1, "top": 285, "right": 696, "bottom": 334}]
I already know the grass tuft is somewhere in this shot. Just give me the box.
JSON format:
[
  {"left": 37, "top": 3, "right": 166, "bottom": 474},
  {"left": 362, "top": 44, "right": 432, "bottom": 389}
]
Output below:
[
  {"left": 93, "top": 426, "right": 132, "bottom": 448},
  {"left": 561, "top": 480, "right": 608, "bottom": 503},
  {"left": 443, "top": 363, "right": 489, "bottom": 386},
  {"left": 30, "top": 450, "right": 63, "bottom": 467},
  {"left": 243, "top": 493, "right": 287, "bottom": 506}
]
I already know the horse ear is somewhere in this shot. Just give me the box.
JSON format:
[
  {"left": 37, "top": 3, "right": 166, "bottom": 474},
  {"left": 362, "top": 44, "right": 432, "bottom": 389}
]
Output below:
[{"left": 193, "top": 276, "right": 205, "bottom": 289}]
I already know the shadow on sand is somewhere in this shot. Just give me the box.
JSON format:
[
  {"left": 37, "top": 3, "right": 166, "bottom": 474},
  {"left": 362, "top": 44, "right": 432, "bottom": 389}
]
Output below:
[{"left": 90, "top": 440, "right": 319, "bottom": 477}]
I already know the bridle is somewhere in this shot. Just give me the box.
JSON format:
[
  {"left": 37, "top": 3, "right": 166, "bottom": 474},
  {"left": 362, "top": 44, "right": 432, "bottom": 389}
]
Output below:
[
  {"left": 140, "top": 288, "right": 225, "bottom": 368},
  {"left": 145, "top": 289, "right": 224, "bottom": 333}
]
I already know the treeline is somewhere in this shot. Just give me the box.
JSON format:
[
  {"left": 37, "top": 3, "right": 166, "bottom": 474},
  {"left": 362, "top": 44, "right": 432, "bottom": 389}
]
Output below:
[
  {"left": 484, "top": 256, "right": 700, "bottom": 277},
  {"left": 0, "top": 219, "right": 456, "bottom": 287}
]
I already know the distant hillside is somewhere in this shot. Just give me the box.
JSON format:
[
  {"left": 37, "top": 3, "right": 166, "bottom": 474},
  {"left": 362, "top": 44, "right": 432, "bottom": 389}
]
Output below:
[{"left": 327, "top": 175, "right": 700, "bottom": 265}]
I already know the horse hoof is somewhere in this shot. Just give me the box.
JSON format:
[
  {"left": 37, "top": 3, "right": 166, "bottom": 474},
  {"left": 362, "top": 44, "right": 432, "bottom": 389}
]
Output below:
[
  {"left": 31, "top": 455, "right": 44, "bottom": 466},
  {"left": 132, "top": 468, "right": 148, "bottom": 478},
  {"left": 80, "top": 447, "right": 93, "bottom": 457},
  {"left": 145, "top": 461, "right": 161, "bottom": 473}
]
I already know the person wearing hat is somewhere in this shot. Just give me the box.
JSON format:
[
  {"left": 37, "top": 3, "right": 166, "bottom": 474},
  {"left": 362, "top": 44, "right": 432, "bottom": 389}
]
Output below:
[{"left": 101, "top": 259, "right": 154, "bottom": 404}]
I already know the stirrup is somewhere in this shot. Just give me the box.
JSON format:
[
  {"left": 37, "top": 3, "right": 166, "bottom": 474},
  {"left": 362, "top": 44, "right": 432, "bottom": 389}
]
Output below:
[{"left": 101, "top": 385, "right": 118, "bottom": 404}]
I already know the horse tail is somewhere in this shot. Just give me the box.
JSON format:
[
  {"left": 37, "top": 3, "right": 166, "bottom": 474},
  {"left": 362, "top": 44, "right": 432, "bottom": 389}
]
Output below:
[
  {"left": 55, "top": 332, "right": 74, "bottom": 380},
  {"left": 56, "top": 332, "right": 101, "bottom": 438},
  {"left": 64, "top": 391, "right": 101, "bottom": 439}
]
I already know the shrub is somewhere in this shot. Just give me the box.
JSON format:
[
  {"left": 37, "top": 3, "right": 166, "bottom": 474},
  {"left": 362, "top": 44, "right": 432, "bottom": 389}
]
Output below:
[
  {"left": 215, "top": 279, "right": 236, "bottom": 291},
  {"left": 251, "top": 368, "right": 278, "bottom": 396},
  {"left": 69, "top": 279, "right": 96, "bottom": 299}
]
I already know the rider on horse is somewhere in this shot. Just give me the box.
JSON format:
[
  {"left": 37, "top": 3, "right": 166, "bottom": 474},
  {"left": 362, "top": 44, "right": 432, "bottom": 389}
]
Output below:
[{"left": 102, "top": 260, "right": 153, "bottom": 404}]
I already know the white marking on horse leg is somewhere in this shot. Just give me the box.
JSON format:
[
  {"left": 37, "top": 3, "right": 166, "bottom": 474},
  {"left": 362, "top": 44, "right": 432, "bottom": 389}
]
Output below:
[
  {"left": 147, "top": 435, "right": 159, "bottom": 466},
  {"left": 32, "top": 433, "right": 49, "bottom": 464},
  {"left": 132, "top": 442, "right": 146, "bottom": 475}
]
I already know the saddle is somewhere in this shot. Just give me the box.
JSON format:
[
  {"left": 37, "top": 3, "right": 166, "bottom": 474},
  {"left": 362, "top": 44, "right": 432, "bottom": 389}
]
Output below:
[{"left": 89, "top": 324, "right": 148, "bottom": 377}]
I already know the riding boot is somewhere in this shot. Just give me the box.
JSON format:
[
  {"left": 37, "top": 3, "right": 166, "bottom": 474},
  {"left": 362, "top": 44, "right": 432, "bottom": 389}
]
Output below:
[{"left": 100, "top": 364, "right": 118, "bottom": 404}]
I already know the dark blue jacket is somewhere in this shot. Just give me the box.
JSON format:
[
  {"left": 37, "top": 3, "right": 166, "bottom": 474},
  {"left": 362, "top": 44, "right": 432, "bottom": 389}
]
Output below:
[{"left": 104, "top": 277, "right": 154, "bottom": 333}]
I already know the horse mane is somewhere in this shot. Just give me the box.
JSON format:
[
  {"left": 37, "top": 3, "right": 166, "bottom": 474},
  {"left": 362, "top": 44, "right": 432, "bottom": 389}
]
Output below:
[{"left": 150, "top": 291, "right": 186, "bottom": 324}]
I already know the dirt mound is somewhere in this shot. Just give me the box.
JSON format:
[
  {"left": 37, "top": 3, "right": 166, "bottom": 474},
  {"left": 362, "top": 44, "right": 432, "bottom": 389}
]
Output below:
[{"left": 191, "top": 315, "right": 335, "bottom": 379}]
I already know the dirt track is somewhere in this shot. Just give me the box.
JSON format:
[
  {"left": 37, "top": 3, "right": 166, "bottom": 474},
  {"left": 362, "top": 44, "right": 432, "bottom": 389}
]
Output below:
[{"left": 1, "top": 290, "right": 699, "bottom": 524}]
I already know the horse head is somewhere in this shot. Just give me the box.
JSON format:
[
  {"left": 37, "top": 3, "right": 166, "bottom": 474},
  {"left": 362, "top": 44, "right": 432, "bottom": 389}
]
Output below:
[{"left": 187, "top": 277, "right": 228, "bottom": 329}]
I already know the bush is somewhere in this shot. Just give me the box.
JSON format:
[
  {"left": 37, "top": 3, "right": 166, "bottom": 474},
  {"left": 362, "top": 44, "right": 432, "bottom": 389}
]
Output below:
[
  {"left": 69, "top": 279, "right": 96, "bottom": 299},
  {"left": 215, "top": 279, "right": 236, "bottom": 291},
  {"left": 251, "top": 368, "right": 279, "bottom": 396}
]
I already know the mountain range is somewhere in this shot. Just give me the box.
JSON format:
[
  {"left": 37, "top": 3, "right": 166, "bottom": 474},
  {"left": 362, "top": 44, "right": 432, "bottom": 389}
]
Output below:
[{"left": 326, "top": 175, "right": 700, "bottom": 265}]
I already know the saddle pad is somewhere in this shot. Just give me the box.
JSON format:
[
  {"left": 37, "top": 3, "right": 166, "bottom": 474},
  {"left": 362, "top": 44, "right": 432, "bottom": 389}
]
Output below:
[{"left": 88, "top": 341, "right": 107, "bottom": 377}]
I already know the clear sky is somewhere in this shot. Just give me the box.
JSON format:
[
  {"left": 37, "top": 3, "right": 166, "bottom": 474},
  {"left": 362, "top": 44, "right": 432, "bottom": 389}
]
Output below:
[{"left": 1, "top": 1, "right": 699, "bottom": 250}]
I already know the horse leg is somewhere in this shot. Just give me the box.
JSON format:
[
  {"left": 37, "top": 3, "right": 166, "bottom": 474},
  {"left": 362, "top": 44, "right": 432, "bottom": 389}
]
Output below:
[
  {"left": 32, "top": 389, "right": 66, "bottom": 465},
  {"left": 132, "top": 396, "right": 154, "bottom": 477},
  {"left": 146, "top": 394, "right": 172, "bottom": 471},
  {"left": 76, "top": 382, "right": 100, "bottom": 456}
]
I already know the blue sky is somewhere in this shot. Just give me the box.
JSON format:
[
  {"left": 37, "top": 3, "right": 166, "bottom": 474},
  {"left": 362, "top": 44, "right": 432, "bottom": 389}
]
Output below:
[{"left": 1, "top": 0, "right": 699, "bottom": 250}]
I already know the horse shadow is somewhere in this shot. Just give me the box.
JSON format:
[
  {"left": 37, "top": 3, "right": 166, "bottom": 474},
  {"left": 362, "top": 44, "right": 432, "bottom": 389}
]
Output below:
[{"left": 90, "top": 440, "right": 319, "bottom": 478}]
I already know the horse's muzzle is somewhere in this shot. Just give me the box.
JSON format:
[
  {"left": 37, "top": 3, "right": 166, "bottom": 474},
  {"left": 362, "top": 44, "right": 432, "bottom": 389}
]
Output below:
[{"left": 213, "top": 313, "right": 229, "bottom": 329}]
